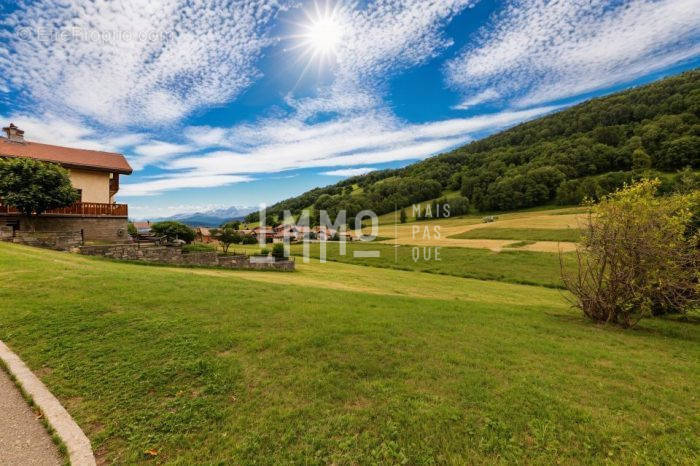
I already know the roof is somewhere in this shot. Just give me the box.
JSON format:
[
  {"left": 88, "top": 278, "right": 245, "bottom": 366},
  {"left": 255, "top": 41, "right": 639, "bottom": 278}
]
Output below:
[
  {"left": 132, "top": 221, "right": 151, "bottom": 229},
  {"left": 196, "top": 227, "right": 211, "bottom": 236},
  {"left": 0, "top": 137, "right": 132, "bottom": 174}
]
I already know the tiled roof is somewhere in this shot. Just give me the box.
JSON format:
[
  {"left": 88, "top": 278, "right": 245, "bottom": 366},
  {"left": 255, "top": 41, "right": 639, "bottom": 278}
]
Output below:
[{"left": 0, "top": 137, "right": 132, "bottom": 174}]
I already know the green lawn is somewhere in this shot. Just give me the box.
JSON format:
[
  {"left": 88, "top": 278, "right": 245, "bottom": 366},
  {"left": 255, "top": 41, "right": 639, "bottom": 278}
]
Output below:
[
  {"left": 0, "top": 243, "right": 698, "bottom": 464},
  {"left": 291, "top": 242, "right": 572, "bottom": 288},
  {"left": 448, "top": 228, "right": 583, "bottom": 242}
]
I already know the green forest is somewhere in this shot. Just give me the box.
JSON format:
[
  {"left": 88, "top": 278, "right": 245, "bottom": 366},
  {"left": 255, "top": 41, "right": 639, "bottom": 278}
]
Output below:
[{"left": 255, "top": 70, "right": 699, "bottom": 223}]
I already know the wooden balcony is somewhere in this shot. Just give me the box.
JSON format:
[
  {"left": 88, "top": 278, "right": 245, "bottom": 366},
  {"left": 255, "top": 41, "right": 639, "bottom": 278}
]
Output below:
[
  {"left": 0, "top": 202, "right": 128, "bottom": 217},
  {"left": 109, "top": 174, "right": 120, "bottom": 196}
]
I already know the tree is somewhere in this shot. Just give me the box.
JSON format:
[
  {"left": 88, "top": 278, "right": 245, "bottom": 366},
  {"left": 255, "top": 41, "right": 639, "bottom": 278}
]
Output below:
[
  {"left": 399, "top": 208, "right": 407, "bottom": 223},
  {"left": 217, "top": 227, "right": 240, "bottom": 254},
  {"left": 221, "top": 221, "right": 240, "bottom": 230},
  {"left": 151, "top": 221, "right": 195, "bottom": 244},
  {"left": 0, "top": 158, "right": 79, "bottom": 216},
  {"left": 631, "top": 148, "right": 652, "bottom": 170},
  {"left": 561, "top": 179, "right": 699, "bottom": 327}
]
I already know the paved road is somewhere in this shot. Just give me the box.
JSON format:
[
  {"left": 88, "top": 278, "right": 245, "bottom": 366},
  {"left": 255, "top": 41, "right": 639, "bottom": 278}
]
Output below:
[{"left": 0, "top": 368, "right": 61, "bottom": 466}]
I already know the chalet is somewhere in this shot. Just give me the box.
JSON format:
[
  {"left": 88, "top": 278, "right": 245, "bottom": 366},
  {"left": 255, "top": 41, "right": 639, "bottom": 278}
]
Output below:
[
  {"left": 251, "top": 226, "right": 275, "bottom": 241},
  {"left": 313, "top": 226, "right": 338, "bottom": 241},
  {"left": 132, "top": 221, "right": 152, "bottom": 234},
  {"left": 195, "top": 227, "right": 212, "bottom": 243},
  {"left": 273, "top": 224, "right": 311, "bottom": 242},
  {"left": 0, "top": 123, "right": 132, "bottom": 241}
]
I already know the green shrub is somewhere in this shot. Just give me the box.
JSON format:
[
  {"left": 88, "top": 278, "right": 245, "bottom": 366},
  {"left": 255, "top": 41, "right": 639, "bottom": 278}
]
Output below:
[
  {"left": 127, "top": 222, "right": 138, "bottom": 237},
  {"left": 562, "top": 179, "right": 699, "bottom": 327},
  {"left": 151, "top": 221, "right": 195, "bottom": 243},
  {"left": 259, "top": 248, "right": 270, "bottom": 256},
  {"left": 271, "top": 243, "right": 285, "bottom": 259},
  {"left": 241, "top": 235, "right": 257, "bottom": 245}
]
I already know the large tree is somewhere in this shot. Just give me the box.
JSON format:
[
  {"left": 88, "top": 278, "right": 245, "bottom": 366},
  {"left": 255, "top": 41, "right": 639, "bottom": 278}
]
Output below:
[{"left": 0, "top": 158, "right": 79, "bottom": 215}]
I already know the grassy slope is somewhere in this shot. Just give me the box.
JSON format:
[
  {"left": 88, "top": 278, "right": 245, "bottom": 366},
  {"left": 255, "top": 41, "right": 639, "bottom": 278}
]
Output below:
[
  {"left": 0, "top": 243, "right": 698, "bottom": 464},
  {"left": 290, "top": 242, "right": 571, "bottom": 288},
  {"left": 449, "top": 228, "right": 583, "bottom": 242}
]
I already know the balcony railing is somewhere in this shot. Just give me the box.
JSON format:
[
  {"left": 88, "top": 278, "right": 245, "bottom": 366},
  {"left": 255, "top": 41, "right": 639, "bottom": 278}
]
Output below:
[{"left": 0, "top": 202, "right": 128, "bottom": 217}]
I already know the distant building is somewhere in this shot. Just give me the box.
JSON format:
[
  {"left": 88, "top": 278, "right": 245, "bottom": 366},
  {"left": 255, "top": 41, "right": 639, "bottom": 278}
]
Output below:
[
  {"left": 132, "top": 221, "right": 152, "bottom": 234},
  {"left": 195, "top": 227, "right": 212, "bottom": 243}
]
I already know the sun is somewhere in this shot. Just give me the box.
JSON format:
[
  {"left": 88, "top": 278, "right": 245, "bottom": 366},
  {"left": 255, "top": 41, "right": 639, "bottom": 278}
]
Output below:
[
  {"left": 289, "top": 1, "right": 347, "bottom": 68},
  {"left": 305, "top": 16, "right": 343, "bottom": 55}
]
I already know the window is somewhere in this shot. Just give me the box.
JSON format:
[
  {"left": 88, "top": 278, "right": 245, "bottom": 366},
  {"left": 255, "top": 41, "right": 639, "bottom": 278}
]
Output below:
[{"left": 76, "top": 189, "right": 83, "bottom": 202}]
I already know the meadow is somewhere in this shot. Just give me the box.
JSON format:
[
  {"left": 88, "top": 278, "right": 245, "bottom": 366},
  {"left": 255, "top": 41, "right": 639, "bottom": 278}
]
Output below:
[
  {"left": 289, "top": 242, "right": 571, "bottom": 288},
  {"left": 448, "top": 228, "right": 583, "bottom": 242},
  {"left": 0, "top": 242, "right": 698, "bottom": 464}
]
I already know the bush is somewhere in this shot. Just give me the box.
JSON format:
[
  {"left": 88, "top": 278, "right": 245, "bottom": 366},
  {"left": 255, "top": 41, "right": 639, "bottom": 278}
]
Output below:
[
  {"left": 271, "top": 243, "right": 285, "bottom": 259},
  {"left": 182, "top": 243, "right": 216, "bottom": 253},
  {"left": 241, "top": 235, "right": 257, "bottom": 245},
  {"left": 151, "top": 221, "right": 195, "bottom": 243},
  {"left": 561, "top": 179, "right": 699, "bottom": 327},
  {"left": 127, "top": 222, "right": 137, "bottom": 237},
  {"left": 259, "top": 247, "right": 270, "bottom": 256}
]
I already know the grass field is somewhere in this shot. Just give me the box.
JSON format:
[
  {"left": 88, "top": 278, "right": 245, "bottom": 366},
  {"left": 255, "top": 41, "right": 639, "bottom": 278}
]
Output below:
[
  {"left": 290, "top": 242, "right": 571, "bottom": 288},
  {"left": 449, "top": 228, "right": 583, "bottom": 242},
  {"left": 1, "top": 242, "right": 698, "bottom": 464},
  {"left": 361, "top": 206, "right": 586, "bottom": 252}
]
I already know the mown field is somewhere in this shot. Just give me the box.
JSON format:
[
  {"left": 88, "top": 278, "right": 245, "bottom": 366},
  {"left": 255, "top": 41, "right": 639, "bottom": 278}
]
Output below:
[
  {"left": 290, "top": 242, "right": 571, "bottom": 288},
  {"left": 0, "top": 242, "right": 698, "bottom": 464},
  {"left": 448, "top": 228, "right": 583, "bottom": 242}
]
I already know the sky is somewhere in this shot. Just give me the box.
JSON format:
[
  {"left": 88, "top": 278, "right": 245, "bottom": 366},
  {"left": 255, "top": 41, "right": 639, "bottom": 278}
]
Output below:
[{"left": 0, "top": 0, "right": 698, "bottom": 219}]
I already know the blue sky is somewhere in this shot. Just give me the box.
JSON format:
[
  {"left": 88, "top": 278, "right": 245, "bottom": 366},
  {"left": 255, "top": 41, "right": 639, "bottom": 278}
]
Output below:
[{"left": 1, "top": 0, "right": 698, "bottom": 219}]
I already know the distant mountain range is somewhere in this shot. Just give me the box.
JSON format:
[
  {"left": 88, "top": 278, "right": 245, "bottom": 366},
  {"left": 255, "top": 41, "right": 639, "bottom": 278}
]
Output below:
[{"left": 143, "top": 206, "right": 257, "bottom": 227}]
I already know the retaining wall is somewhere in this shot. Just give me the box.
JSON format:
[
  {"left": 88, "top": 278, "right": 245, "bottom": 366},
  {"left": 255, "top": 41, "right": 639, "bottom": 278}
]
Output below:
[
  {"left": 0, "top": 216, "right": 128, "bottom": 242},
  {"left": 78, "top": 243, "right": 295, "bottom": 271},
  {"left": 3, "top": 230, "right": 83, "bottom": 251}
]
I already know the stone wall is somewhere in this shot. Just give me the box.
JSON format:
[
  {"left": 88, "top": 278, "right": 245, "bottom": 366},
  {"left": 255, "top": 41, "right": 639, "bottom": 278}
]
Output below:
[
  {"left": 78, "top": 243, "right": 295, "bottom": 271},
  {"left": 7, "top": 230, "right": 83, "bottom": 251},
  {"left": 0, "top": 216, "right": 128, "bottom": 242}
]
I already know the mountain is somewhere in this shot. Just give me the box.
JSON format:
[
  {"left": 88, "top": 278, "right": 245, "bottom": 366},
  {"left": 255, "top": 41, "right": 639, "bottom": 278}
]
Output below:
[
  {"left": 148, "top": 206, "right": 257, "bottom": 227},
  {"left": 260, "top": 69, "right": 699, "bottom": 222}
]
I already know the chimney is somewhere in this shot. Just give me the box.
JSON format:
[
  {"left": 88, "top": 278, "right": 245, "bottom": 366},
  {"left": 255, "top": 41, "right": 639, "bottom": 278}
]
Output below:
[{"left": 3, "top": 123, "right": 25, "bottom": 143}]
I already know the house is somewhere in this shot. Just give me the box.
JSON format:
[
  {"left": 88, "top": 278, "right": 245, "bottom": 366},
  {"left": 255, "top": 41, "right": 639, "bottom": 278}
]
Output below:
[
  {"left": 195, "top": 227, "right": 212, "bottom": 243},
  {"left": 273, "top": 224, "right": 311, "bottom": 242},
  {"left": 132, "top": 221, "right": 152, "bottom": 234},
  {"left": 0, "top": 123, "right": 132, "bottom": 241},
  {"left": 313, "top": 226, "right": 338, "bottom": 241},
  {"left": 251, "top": 226, "right": 275, "bottom": 241}
]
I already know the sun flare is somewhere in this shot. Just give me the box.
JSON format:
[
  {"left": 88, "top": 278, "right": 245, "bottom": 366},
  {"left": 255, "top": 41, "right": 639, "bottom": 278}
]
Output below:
[
  {"left": 306, "top": 16, "right": 343, "bottom": 54},
  {"left": 291, "top": 1, "right": 347, "bottom": 68}
]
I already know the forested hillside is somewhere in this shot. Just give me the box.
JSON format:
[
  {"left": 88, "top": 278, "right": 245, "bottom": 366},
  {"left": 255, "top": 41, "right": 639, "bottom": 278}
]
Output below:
[{"left": 259, "top": 70, "right": 699, "bottom": 223}]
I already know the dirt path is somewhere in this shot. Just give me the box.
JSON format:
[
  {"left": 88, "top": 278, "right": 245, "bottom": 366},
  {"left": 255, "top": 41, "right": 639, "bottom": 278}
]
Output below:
[{"left": 0, "top": 369, "right": 61, "bottom": 466}]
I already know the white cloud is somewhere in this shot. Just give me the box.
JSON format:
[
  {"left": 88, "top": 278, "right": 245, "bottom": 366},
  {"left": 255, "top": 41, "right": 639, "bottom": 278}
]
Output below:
[
  {"left": 119, "top": 174, "right": 253, "bottom": 197},
  {"left": 322, "top": 167, "right": 377, "bottom": 177},
  {"left": 445, "top": 0, "right": 700, "bottom": 107},
  {"left": 130, "top": 141, "right": 194, "bottom": 170},
  {"left": 120, "top": 104, "right": 557, "bottom": 195},
  {"left": 0, "top": 113, "right": 145, "bottom": 152},
  {"left": 452, "top": 88, "right": 500, "bottom": 110},
  {"left": 0, "top": 0, "right": 282, "bottom": 126}
]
